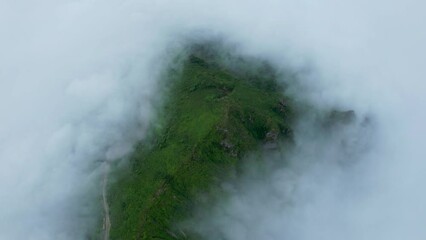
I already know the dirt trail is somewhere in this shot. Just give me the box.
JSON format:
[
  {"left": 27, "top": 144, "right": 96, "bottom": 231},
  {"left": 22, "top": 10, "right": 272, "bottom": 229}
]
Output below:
[{"left": 102, "top": 163, "right": 111, "bottom": 240}]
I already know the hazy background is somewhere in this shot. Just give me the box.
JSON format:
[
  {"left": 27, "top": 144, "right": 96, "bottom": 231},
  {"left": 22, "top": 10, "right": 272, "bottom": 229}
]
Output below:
[{"left": 0, "top": 0, "right": 425, "bottom": 239}]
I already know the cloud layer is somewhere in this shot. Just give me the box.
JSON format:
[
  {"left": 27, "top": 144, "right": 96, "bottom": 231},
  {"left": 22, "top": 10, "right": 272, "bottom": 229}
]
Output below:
[{"left": 0, "top": 0, "right": 425, "bottom": 239}]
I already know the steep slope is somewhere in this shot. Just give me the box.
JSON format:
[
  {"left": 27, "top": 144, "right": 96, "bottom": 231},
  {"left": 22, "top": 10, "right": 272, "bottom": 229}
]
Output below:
[{"left": 107, "top": 50, "right": 293, "bottom": 239}]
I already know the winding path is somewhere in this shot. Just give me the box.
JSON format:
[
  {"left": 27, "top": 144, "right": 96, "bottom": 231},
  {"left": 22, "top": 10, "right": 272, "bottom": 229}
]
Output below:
[{"left": 102, "top": 162, "right": 111, "bottom": 240}]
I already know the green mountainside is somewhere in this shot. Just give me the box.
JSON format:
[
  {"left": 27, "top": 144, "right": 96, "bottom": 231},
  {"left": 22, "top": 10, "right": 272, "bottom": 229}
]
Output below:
[{"left": 107, "top": 48, "right": 294, "bottom": 239}]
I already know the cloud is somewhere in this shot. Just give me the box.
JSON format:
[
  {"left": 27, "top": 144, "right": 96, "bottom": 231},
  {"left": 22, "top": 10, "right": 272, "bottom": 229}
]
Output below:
[{"left": 0, "top": 0, "right": 425, "bottom": 239}]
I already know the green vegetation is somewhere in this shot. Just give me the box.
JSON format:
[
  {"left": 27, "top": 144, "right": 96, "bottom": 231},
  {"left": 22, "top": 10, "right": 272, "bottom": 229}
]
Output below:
[{"left": 107, "top": 48, "right": 293, "bottom": 239}]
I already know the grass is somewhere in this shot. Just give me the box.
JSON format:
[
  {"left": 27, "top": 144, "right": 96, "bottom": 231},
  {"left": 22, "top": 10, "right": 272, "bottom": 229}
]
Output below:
[{"left": 107, "top": 49, "right": 293, "bottom": 240}]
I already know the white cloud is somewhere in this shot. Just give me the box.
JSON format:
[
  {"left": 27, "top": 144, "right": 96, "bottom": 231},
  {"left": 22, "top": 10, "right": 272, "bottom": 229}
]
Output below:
[{"left": 0, "top": 0, "right": 425, "bottom": 239}]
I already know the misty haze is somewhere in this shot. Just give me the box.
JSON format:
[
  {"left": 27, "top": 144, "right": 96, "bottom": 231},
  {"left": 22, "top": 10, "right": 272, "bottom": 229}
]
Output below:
[{"left": 0, "top": 0, "right": 425, "bottom": 239}]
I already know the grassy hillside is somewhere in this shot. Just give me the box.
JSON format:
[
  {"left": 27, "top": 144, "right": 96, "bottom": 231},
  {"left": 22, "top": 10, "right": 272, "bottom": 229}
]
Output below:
[{"left": 107, "top": 48, "right": 294, "bottom": 239}]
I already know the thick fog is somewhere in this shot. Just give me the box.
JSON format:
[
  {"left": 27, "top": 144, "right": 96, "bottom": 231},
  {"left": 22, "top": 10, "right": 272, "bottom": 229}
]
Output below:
[{"left": 1, "top": 0, "right": 425, "bottom": 239}]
